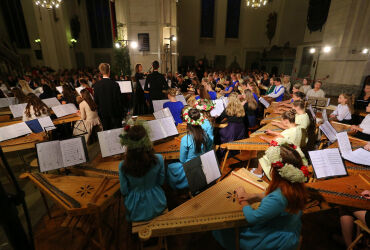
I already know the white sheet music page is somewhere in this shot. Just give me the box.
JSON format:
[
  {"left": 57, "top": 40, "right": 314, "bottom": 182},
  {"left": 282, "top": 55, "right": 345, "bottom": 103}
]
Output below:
[
  {"left": 98, "top": 128, "right": 125, "bottom": 158},
  {"left": 147, "top": 119, "right": 167, "bottom": 141},
  {"left": 42, "top": 97, "right": 61, "bottom": 108},
  {"left": 322, "top": 109, "right": 328, "bottom": 123},
  {"left": 308, "top": 105, "right": 316, "bottom": 119},
  {"left": 37, "top": 141, "right": 64, "bottom": 172},
  {"left": 343, "top": 148, "right": 370, "bottom": 166},
  {"left": 75, "top": 87, "right": 84, "bottom": 95},
  {"left": 259, "top": 97, "right": 270, "bottom": 108},
  {"left": 60, "top": 137, "right": 87, "bottom": 167},
  {"left": 159, "top": 116, "right": 178, "bottom": 137},
  {"left": 139, "top": 79, "right": 146, "bottom": 90},
  {"left": 0, "top": 122, "right": 32, "bottom": 142},
  {"left": 336, "top": 132, "right": 352, "bottom": 155},
  {"left": 9, "top": 103, "right": 27, "bottom": 118},
  {"left": 175, "top": 95, "right": 187, "bottom": 105},
  {"left": 152, "top": 99, "right": 169, "bottom": 113},
  {"left": 319, "top": 121, "right": 337, "bottom": 142},
  {"left": 153, "top": 109, "right": 165, "bottom": 120},
  {"left": 0, "top": 97, "right": 16, "bottom": 108},
  {"left": 309, "top": 148, "right": 346, "bottom": 178},
  {"left": 56, "top": 86, "right": 63, "bottom": 94},
  {"left": 52, "top": 103, "right": 77, "bottom": 118},
  {"left": 117, "top": 81, "right": 132, "bottom": 93},
  {"left": 38, "top": 116, "right": 56, "bottom": 131},
  {"left": 210, "top": 99, "right": 225, "bottom": 117},
  {"left": 200, "top": 150, "right": 221, "bottom": 184}
]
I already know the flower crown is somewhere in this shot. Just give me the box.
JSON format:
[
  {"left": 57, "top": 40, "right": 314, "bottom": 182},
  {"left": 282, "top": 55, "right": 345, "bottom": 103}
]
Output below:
[
  {"left": 119, "top": 121, "right": 153, "bottom": 150},
  {"left": 182, "top": 106, "right": 205, "bottom": 126},
  {"left": 266, "top": 142, "right": 308, "bottom": 183},
  {"left": 193, "top": 99, "right": 215, "bottom": 112}
]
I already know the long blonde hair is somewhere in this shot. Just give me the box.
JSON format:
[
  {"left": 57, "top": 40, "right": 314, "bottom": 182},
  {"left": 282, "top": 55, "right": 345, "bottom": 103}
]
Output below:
[
  {"left": 243, "top": 89, "right": 258, "bottom": 110},
  {"left": 19, "top": 80, "right": 34, "bottom": 94},
  {"left": 226, "top": 93, "right": 245, "bottom": 117}
]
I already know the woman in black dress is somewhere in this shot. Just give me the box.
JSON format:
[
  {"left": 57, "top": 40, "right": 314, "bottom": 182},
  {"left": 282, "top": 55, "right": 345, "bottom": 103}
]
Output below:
[{"left": 133, "top": 64, "right": 148, "bottom": 115}]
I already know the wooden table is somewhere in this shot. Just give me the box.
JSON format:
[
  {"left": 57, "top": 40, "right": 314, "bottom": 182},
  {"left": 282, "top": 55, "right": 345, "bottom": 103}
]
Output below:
[
  {"left": 0, "top": 113, "right": 81, "bottom": 127},
  {"left": 0, "top": 132, "right": 46, "bottom": 153}
]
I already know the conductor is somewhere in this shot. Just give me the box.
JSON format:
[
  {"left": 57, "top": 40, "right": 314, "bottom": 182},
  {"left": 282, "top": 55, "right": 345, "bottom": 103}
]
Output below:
[{"left": 144, "top": 60, "right": 168, "bottom": 101}]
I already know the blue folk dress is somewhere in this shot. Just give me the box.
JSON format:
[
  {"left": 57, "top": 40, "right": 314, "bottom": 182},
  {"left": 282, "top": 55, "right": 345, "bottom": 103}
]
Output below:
[
  {"left": 213, "top": 188, "right": 302, "bottom": 250},
  {"left": 163, "top": 101, "right": 184, "bottom": 125},
  {"left": 119, "top": 154, "right": 167, "bottom": 222}
]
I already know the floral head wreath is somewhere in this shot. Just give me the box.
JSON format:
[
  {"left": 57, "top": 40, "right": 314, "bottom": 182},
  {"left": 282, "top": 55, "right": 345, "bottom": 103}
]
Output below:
[
  {"left": 265, "top": 142, "right": 308, "bottom": 183},
  {"left": 193, "top": 99, "right": 215, "bottom": 112},
  {"left": 182, "top": 106, "right": 205, "bottom": 126},
  {"left": 119, "top": 120, "right": 153, "bottom": 150}
]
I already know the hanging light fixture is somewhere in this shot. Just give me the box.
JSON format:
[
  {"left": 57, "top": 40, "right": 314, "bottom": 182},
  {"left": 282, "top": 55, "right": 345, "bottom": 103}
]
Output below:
[
  {"left": 34, "top": 0, "right": 63, "bottom": 10},
  {"left": 246, "top": 0, "right": 269, "bottom": 9}
]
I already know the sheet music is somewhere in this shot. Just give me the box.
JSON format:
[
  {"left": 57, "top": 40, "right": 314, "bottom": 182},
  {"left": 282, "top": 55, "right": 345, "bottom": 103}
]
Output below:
[
  {"left": 322, "top": 109, "right": 328, "bottom": 123},
  {"left": 117, "top": 81, "right": 132, "bottom": 93},
  {"left": 0, "top": 122, "right": 32, "bottom": 142},
  {"left": 38, "top": 116, "right": 56, "bottom": 131},
  {"left": 336, "top": 132, "right": 352, "bottom": 155},
  {"left": 221, "top": 96, "right": 229, "bottom": 106},
  {"left": 342, "top": 148, "right": 370, "bottom": 166},
  {"left": 200, "top": 150, "right": 221, "bottom": 184},
  {"left": 98, "top": 128, "right": 125, "bottom": 157},
  {"left": 308, "top": 105, "right": 316, "bottom": 119},
  {"left": 153, "top": 107, "right": 174, "bottom": 122},
  {"left": 175, "top": 95, "right": 187, "bottom": 105},
  {"left": 326, "top": 98, "right": 331, "bottom": 107},
  {"left": 56, "top": 86, "right": 63, "bottom": 94},
  {"left": 75, "top": 87, "right": 84, "bottom": 95},
  {"left": 210, "top": 99, "right": 225, "bottom": 117},
  {"left": 147, "top": 119, "right": 167, "bottom": 141},
  {"left": 51, "top": 103, "right": 77, "bottom": 118},
  {"left": 159, "top": 116, "right": 178, "bottom": 137},
  {"left": 60, "top": 137, "right": 87, "bottom": 167},
  {"left": 319, "top": 121, "right": 337, "bottom": 142},
  {"left": 309, "top": 148, "right": 346, "bottom": 179},
  {"left": 0, "top": 97, "right": 16, "bottom": 108},
  {"left": 259, "top": 97, "right": 270, "bottom": 108},
  {"left": 139, "top": 79, "right": 146, "bottom": 90},
  {"left": 42, "top": 97, "right": 61, "bottom": 108},
  {"left": 37, "top": 141, "right": 64, "bottom": 172},
  {"left": 9, "top": 103, "right": 27, "bottom": 118},
  {"left": 152, "top": 99, "right": 169, "bottom": 113}
]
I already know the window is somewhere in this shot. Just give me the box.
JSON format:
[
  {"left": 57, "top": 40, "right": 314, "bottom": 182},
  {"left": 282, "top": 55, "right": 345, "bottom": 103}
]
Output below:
[
  {"left": 86, "top": 0, "right": 113, "bottom": 48},
  {"left": 225, "top": 0, "right": 241, "bottom": 38},
  {"left": 0, "top": 0, "right": 30, "bottom": 48},
  {"left": 138, "top": 33, "right": 150, "bottom": 51},
  {"left": 200, "top": 0, "right": 215, "bottom": 38}
]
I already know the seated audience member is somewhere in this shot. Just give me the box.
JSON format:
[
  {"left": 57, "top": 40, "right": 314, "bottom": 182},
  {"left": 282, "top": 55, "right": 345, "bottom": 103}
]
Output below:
[
  {"left": 282, "top": 75, "right": 292, "bottom": 95},
  {"left": 242, "top": 89, "right": 258, "bottom": 130},
  {"left": 22, "top": 94, "right": 50, "bottom": 121},
  {"left": 355, "top": 81, "right": 370, "bottom": 110},
  {"left": 167, "top": 108, "right": 211, "bottom": 189},
  {"left": 163, "top": 88, "right": 184, "bottom": 125},
  {"left": 339, "top": 193, "right": 370, "bottom": 248},
  {"left": 119, "top": 124, "right": 167, "bottom": 222},
  {"left": 330, "top": 93, "right": 353, "bottom": 124},
  {"left": 299, "top": 78, "right": 311, "bottom": 94},
  {"left": 18, "top": 80, "right": 34, "bottom": 95},
  {"left": 11, "top": 87, "right": 28, "bottom": 104},
  {"left": 74, "top": 89, "right": 102, "bottom": 143},
  {"left": 306, "top": 80, "right": 325, "bottom": 98},
  {"left": 39, "top": 85, "right": 56, "bottom": 99},
  {"left": 213, "top": 144, "right": 308, "bottom": 250},
  {"left": 265, "top": 77, "right": 285, "bottom": 102},
  {"left": 350, "top": 103, "right": 370, "bottom": 141}
]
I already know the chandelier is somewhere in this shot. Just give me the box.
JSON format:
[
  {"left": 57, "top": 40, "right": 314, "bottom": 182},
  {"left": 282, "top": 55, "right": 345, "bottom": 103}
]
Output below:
[
  {"left": 246, "top": 0, "right": 268, "bottom": 8},
  {"left": 34, "top": 0, "right": 62, "bottom": 10}
]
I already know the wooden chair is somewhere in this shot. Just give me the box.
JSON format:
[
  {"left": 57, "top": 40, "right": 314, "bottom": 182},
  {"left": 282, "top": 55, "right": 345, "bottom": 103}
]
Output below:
[
  {"left": 348, "top": 219, "right": 370, "bottom": 250},
  {"left": 220, "top": 150, "right": 257, "bottom": 179}
]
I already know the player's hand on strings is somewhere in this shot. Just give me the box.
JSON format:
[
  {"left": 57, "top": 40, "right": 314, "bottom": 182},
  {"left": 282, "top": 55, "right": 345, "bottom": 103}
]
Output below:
[{"left": 361, "top": 190, "right": 370, "bottom": 199}]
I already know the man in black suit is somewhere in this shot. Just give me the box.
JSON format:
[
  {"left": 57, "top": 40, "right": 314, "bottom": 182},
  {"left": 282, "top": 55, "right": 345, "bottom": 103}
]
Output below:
[
  {"left": 93, "top": 63, "right": 123, "bottom": 130},
  {"left": 144, "top": 61, "right": 168, "bottom": 100}
]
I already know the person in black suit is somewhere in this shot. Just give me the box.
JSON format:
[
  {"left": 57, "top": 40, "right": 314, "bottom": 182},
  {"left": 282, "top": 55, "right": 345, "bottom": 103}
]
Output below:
[
  {"left": 93, "top": 63, "right": 123, "bottom": 130},
  {"left": 144, "top": 61, "right": 168, "bottom": 101}
]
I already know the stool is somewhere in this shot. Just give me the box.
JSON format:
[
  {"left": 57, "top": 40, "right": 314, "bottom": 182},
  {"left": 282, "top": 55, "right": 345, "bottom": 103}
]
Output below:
[{"left": 348, "top": 219, "right": 370, "bottom": 250}]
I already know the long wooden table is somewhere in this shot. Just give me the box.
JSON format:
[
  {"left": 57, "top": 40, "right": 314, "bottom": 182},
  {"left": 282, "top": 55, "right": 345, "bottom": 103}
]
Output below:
[
  {"left": 0, "top": 113, "right": 81, "bottom": 127},
  {"left": 0, "top": 132, "right": 46, "bottom": 153}
]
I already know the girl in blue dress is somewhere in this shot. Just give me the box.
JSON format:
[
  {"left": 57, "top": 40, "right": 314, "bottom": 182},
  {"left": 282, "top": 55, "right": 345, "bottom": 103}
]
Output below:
[
  {"left": 205, "top": 82, "right": 217, "bottom": 100},
  {"left": 195, "top": 84, "right": 211, "bottom": 101},
  {"left": 193, "top": 98, "right": 215, "bottom": 149},
  {"left": 119, "top": 124, "right": 167, "bottom": 222},
  {"left": 163, "top": 88, "right": 184, "bottom": 125},
  {"left": 167, "top": 107, "right": 211, "bottom": 189},
  {"left": 213, "top": 144, "right": 308, "bottom": 250}
]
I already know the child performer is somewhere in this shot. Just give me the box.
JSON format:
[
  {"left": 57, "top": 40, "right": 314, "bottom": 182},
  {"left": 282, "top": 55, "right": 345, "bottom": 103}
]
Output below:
[
  {"left": 329, "top": 93, "right": 353, "bottom": 124},
  {"left": 163, "top": 88, "right": 184, "bottom": 125},
  {"left": 213, "top": 144, "right": 308, "bottom": 250},
  {"left": 167, "top": 107, "right": 211, "bottom": 189},
  {"left": 350, "top": 102, "right": 370, "bottom": 141},
  {"left": 264, "top": 77, "right": 285, "bottom": 102},
  {"left": 119, "top": 124, "right": 167, "bottom": 221},
  {"left": 22, "top": 94, "right": 51, "bottom": 121}
]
